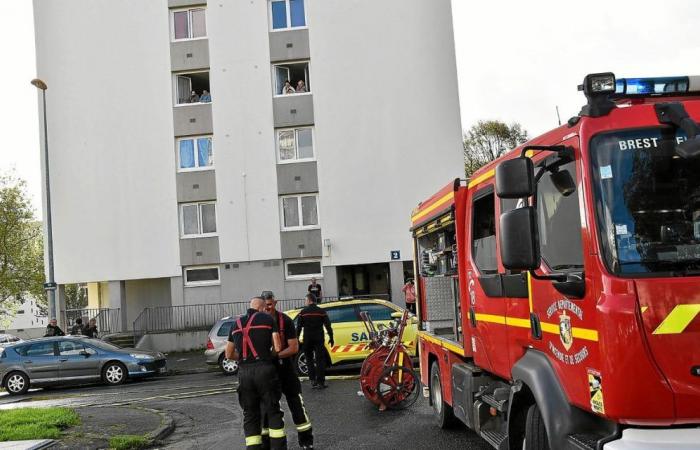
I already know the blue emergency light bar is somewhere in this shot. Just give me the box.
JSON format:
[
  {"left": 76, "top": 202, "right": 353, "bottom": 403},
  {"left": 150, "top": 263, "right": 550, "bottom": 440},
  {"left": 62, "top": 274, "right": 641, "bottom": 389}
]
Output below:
[{"left": 615, "top": 75, "right": 700, "bottom": 96}]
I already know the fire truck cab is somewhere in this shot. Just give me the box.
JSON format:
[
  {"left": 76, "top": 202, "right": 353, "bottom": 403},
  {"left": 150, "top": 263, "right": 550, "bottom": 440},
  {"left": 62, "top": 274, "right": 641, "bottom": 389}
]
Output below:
[{"left": 412, "top": 73, "right": 700, "bottom": 449}]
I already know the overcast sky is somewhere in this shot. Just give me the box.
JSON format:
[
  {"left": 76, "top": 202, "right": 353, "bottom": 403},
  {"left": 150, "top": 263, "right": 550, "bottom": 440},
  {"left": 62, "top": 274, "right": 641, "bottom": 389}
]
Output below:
[{"left": 2, "top": 0, "right": 699, "bottom": 217}]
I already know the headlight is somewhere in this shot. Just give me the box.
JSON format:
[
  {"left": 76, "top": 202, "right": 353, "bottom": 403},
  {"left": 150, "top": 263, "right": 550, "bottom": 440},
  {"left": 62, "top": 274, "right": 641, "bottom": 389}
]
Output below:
[{"left": 130, "top": 353, "right": 153, "bottom": 360}]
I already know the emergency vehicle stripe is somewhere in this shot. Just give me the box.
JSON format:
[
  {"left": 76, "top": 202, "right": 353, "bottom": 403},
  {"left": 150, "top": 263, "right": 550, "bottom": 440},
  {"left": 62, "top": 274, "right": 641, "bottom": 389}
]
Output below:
[
  {"left": 527, "top": 272, "right": 534, "bottom": 313},
  {"left": 652, "top": 304, "right": 700, "bottom": 335},
  {"left": 467, "top": 169, "right": 495, "bottom": 189},
  {"left": 411, "top": 191, "right": 454, "bottom": 223},
  {"left": 419, "top": 332, "right": 466, "bottom": 356},
  {"left": 475, "top": 314, "right": 599, "bottom": 342}
]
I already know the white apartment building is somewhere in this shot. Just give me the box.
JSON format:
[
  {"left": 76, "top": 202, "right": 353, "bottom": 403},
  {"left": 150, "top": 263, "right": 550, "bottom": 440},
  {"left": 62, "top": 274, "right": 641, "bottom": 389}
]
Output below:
[{"left": 33, "top": 0, "right": 463, "bottom": 331}]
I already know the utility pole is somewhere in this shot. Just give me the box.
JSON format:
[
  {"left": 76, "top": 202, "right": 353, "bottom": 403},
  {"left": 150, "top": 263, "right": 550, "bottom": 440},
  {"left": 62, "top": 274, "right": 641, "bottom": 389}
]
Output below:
[
  {"left": 31, "top": 78, "right": 57, "bottom": 321},
  {"left": 556, "top": 105, "right": 562, "bottom": 126}
]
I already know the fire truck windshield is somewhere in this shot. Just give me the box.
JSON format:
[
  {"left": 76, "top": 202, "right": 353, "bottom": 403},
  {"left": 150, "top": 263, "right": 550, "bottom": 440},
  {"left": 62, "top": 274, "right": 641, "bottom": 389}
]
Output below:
[{"left": 590, "top": 127, "right": 700, "bottom": 276}]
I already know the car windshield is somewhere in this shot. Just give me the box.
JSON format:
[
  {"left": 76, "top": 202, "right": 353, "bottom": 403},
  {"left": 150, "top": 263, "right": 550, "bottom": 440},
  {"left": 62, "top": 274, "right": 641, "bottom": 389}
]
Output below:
[{"left": 590, "top": 127, "right": 700, "bottom": 275}]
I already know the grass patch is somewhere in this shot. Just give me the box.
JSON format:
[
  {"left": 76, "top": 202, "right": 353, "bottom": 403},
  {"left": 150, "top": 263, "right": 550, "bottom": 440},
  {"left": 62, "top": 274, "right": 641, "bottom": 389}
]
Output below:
[
  {"left": 109, "top": 434, "right": 151, "bottom": 450},
  {"left": 0, "top": 407, "right": 80, "bottom": 441}
]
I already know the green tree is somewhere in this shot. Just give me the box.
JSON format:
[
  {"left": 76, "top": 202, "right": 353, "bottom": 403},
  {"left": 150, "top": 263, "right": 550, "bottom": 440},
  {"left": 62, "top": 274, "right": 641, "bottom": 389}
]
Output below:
[
  {"left": 64, "top": 284, "right": 88, "bottom": 310},
  {"left": 463, "top": 120, "right": 529, "bottom": 177},
  {"left": 0, "top": 173, "right": 45, "bottom": 312}
]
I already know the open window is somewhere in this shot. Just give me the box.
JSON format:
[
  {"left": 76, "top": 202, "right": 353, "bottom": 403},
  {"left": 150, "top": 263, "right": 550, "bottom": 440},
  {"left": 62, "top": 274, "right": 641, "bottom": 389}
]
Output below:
[
  {"left": 273, "top": 62, "right": 310, "bottom": 96},
  {"left": 175, "top": 71, "right": 211, "bottom": 105}
]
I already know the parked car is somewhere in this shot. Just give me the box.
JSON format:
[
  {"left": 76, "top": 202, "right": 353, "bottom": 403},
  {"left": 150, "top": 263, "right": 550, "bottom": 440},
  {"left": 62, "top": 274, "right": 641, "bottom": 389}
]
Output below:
[
  {"left": 0, "top": 334, "right": 23, "bottom": 349},
  {"left": 205, "top": 317, "right": 239, "bottom": 375},
  {"left": 285, "top": 298, "right": 419, "bottom": 376},
  {"left": 0, "top": 336, "right": 166, "bottom": 395}
]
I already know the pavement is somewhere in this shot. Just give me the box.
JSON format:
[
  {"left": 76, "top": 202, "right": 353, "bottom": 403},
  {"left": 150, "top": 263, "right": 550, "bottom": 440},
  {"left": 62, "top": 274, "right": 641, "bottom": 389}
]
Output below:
[
  {"left": 0, "top": 366, "right": 492, "bottom": 450},
  {"left": 162, "top": 350, "right": 213, "bottom": 375}
]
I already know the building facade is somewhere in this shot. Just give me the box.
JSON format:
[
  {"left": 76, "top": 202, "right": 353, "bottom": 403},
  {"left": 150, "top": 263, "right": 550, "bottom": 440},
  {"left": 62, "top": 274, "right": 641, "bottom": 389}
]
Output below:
[{"left": 33, "top": 0, "right": 463, "bottom": 330}]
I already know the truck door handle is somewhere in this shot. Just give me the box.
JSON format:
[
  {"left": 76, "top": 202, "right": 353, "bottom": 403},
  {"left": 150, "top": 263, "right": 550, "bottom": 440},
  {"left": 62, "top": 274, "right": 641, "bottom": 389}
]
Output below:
[
  {"left": 530, "top": 313, "right": 542, "bottom": 340},
  {"left": 469, "top": 308, "right": 477, "bottom": 328}
]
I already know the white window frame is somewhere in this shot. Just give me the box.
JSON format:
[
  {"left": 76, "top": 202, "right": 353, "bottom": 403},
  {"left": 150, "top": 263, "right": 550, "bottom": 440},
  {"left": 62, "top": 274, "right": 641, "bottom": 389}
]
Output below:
[
  {"left": 279, "top": 194, "right": 320, "bottom": 231},
  {"left": 268, "top": 0, "right": 308, "bottom": 32},
  {"left": 285, "top": 259, "right": 322, "bottom": 280},
  {"left": 177, "top": 135, "right": 214, "bottom": 172},
  {"left": 180, "top": 201, "right": 218, "bottom": 238},
  {"left": 276, "top": 127, "right": 315, "bottom": 163},
  {"left": 173, "top": 70, "right": 211, "bottom": 107},
  {"left": 171, "top": 7, "right": 208, "bottom": 41},
  {"left": 272, "top": 60, "right": 312, "bottom": 98},
  {"left": 184, "top": 265, "right": 221, "bottom": 287}
]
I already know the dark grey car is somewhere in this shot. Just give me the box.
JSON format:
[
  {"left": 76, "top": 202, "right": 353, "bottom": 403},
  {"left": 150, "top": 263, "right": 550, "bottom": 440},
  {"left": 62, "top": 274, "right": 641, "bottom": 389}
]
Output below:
[{"left": 0, "top": 336, "right": 166, "bottom": 395}]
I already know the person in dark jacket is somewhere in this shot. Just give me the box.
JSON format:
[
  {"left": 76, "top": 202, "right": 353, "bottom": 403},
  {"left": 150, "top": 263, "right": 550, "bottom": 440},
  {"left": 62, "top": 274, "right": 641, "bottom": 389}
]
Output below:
[
  {"left": 44, "top": 319, "right": 65, "bottom": 337},
  {"left": 296, "top": 294, "right": 334, "bottom": 389},
  {"left": 83, "top": 318, "right": 98, "bottom": 338},
  {"left": 70, "top": 318, "right": 85, "bottom": 335}
]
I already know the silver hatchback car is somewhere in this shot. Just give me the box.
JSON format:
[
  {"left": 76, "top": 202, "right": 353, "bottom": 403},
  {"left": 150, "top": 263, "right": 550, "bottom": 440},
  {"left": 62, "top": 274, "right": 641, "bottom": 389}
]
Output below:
[
  {"left": 0, "top": 336, "right": 166, "bottom": 395},
  {"left": 204, "top": 317, "right": 239, "bottom": 375}
]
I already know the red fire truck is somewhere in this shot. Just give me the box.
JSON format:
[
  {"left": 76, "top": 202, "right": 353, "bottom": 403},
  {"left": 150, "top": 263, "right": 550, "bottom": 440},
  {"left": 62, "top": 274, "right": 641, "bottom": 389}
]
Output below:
[{"left": 411, "top": 73, "right": 700, "bottom": 450}]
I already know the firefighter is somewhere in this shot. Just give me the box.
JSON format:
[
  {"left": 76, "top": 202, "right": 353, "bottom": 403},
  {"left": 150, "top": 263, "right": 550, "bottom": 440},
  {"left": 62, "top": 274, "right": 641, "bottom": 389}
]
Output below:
[
  {"left": 262, "top": 291, "right": 314, "bottom": 450},
  {"left": 296, "top": 293, "right": 334, "bottom": 389},
  {"left": 225, "top": 297, "right": 287, "bottom": 449}
]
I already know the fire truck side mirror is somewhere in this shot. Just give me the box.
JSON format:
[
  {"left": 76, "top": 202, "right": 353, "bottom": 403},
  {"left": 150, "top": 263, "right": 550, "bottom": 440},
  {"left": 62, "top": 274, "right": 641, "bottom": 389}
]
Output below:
[
  {"left": 495, "top": 158, "right": 535, "bottom": 199},
  {"left": 500, "top": 206, "right": 541, "bottom": 271}
]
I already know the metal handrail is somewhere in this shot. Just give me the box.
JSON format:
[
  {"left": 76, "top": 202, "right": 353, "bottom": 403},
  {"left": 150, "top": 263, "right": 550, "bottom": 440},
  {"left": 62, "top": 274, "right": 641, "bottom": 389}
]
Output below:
[
  {"left": 62, "top": 308, "right": 121, "bottom": 336},
  {"left": 131, "top": 294, "right": 391, "bottom": 338}
]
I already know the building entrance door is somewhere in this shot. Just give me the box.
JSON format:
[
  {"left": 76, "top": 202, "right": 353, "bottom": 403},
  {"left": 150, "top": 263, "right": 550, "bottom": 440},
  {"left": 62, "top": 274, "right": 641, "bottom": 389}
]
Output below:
[{"left": 336, "top": 263, "right": 391, "bottom": 300}]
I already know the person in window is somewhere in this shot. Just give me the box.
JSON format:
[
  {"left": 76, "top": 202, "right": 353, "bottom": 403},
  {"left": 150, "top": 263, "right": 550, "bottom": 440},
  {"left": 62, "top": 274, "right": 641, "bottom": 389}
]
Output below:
[
  {"left": 308, "top": 278, "right": 322, "bottom": 303},
  {"left": 70, "top": 317, "right": 85, "bottom": 335},
  {"left": 200, "top": 90, "right": 211, "bottom": 102},
  {"left": 84, "top": 318, "right": 98, "bottom": 338},
  {"left": 189, "top": 90, "right": 200, "bottom": 103},
  {"left": 402, "top": 279, "right": 416, "bottom": 314},
  {"left": 44, "top": 318, "right": 65, "bottom": 337},
  {"left": 282, "top": 80, "right": 296, "bottom": 95},
  {"left": 296, "top": 80, "right": 307, "bottom": 93}
]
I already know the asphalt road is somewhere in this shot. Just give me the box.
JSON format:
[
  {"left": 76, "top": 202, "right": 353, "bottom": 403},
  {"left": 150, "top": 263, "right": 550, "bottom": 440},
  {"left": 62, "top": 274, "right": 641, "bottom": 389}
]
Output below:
[{"left": 0, "top": 371, "right": 491, "bottom": 450}]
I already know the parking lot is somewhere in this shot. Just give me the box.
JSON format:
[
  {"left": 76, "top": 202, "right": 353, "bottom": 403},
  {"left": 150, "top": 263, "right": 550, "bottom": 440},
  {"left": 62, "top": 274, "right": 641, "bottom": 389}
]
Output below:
[{"left": 0, "top": 368, "right": 491, "bottom": 449}]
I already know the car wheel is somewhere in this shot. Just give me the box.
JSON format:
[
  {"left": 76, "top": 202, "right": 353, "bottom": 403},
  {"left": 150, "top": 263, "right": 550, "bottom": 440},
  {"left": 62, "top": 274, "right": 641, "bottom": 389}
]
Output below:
[
  {"left": 524, "top": 403, "right": 549, "bottom": 450},
  {"left": 4, "top": 371, "right": 29, "bottom": 396},
  {"left": 294, "top": 351, "right": 309, "bottom": 377},
  {"left": 219, "top": 354, "right": 239, "bottom": 375},
  {"left": 102, "top": 361, "right": 127, "bottom": 386},
  {"left": 430, "top": 361, "right": 456, "bottom": 428}
]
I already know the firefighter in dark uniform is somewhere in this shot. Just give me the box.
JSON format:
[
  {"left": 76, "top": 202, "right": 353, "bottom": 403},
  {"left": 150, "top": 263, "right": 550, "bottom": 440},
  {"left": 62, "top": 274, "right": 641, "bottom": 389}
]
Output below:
[
  {"left": 296, "top": 293, "right": 334, "bottom": 389},
  {"left": 262, "top": 291, "right": 314, "bottom": 450},
  {"left": 225, "top": 297, "right": 287, "bottom": 449}
]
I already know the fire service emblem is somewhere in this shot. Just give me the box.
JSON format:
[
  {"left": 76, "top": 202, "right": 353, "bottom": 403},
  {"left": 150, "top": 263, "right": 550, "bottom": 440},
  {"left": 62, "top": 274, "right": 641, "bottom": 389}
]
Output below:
[{"left": 559, "top": 311, "right": 573, "bottom": 351}]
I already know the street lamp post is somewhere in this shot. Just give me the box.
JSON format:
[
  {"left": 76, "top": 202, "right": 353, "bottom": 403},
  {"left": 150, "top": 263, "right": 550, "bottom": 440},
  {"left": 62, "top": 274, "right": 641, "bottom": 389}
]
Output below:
[{"left": 31, "top": 78, "right": 57, "bottom": 321}]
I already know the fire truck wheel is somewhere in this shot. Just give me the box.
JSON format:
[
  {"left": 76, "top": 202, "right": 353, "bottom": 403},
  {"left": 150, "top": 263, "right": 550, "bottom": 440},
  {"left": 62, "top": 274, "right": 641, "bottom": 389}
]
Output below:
[
  {"left": 430, "top": 361, "right": 456, "bottom": 428},
  {"left": 524, "top": 403, "right": 549, "bottom": 450}
]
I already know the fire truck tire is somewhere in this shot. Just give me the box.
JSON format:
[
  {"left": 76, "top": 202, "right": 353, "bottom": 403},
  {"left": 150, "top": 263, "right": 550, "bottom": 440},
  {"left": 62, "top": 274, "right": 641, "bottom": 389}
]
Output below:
[
  {"left": 430, "top": 361, "right": 456, "bottom": 429},
  {"left": 524, "top": 404, "right": 549, "bottom": 450}
]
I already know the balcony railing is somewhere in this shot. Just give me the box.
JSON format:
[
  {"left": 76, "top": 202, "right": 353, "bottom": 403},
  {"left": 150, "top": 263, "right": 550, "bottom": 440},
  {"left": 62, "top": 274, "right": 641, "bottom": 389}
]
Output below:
[{"left": 62, "top": 308, "right": 121, "bottom": 337}]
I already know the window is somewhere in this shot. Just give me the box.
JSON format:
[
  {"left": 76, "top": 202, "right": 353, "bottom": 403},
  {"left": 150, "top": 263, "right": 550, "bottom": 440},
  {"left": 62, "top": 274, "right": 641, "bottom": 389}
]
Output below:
[
  {"left": 358, "top": 304, "right": 394, "bottom": 322},
  {"left": 537, "top": 160, "right": 584, "bottom": 271},
  {"left": 326, "top": 306, "right": 358, "bottom": 323},
  {"left": 172, "top": 8, "right": 206, "bottom": 40},
  {"left": 20, "top": 342, "right": 55, "bottom": 357},
  {"left": 270, "top": 0, "right": 306, "bottom": 30},
  {"left": 180, "top": 202, "right": 217, "bottom": 237},
  {"left": 175, "top": 71, "right": 211, "bottom": 105},
  {"left": 217, "top": 321, "right": 234, "bottom": 337},
  {"left": 472, "top": 190, "right": 497, "bottom": 274},
  {"left": 273, "top": 61, "right": 310, "bottom": 96},
  {"left": 59, "top": 341, "right": 86, "bottom": 356},
  {"left": 184, "top": 266, "right": 220, "bottom": 286},
  {"left": 277, "top": 127, "right": 313, "bottom": 162},
  {"left": 178, "top": 136, "right": 213, "bottom": 171},
  {"left": 285, "top": 259, "right": 322, "bottom": 280},
  {"left": 280, "top": 194, "right": 319, "bottom": 230}
]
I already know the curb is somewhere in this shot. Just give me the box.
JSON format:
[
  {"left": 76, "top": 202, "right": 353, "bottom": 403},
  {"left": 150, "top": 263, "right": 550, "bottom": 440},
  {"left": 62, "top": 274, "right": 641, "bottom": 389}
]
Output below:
[
  {"left": 137, "top": 407, "right": 176, "bottom": 443},
  {"left": 166, "top": 367, "right": 217, "bottom": 376}
]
